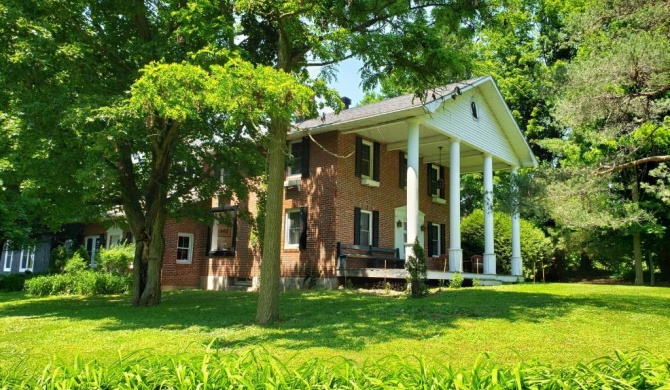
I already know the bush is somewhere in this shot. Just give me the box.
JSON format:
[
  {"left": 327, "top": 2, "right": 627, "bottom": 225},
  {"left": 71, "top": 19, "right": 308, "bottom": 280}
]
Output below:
[
  {"left": 49, "top": 245, "right": 69, "bottom": 273},
  {"left": 63, "top": 252, "right": 89, "bottom": 274},
  {"left": 406, "top": 238, "right": 427, "bottom": 298},
  {"left": 97, "top": 244, "right": 134, "bottom": 275},
  {"left": 0, "top": 273, "right": 33, "bottom": 292},
  {"left": 24, "top": 271, "right": 131, "bottom": 296},
  {"left": 461, "top": 210, "right": 552, "bottom": 277},
  {"left": 450, "top": 272, "right": 464, "bottom": 289}
]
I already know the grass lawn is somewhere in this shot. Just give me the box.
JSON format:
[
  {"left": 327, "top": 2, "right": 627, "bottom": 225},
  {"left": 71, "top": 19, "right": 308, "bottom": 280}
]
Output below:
[{"left": 1, "top": 283, "right": 668, "bottom": 372}]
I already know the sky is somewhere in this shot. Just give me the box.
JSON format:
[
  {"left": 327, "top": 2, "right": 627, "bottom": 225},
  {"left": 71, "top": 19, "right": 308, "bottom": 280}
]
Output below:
[{"left": 308, "top": 57, "right": 369, "bottom": 113}]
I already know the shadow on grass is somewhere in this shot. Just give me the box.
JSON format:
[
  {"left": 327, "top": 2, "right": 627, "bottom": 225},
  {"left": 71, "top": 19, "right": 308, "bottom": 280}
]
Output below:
[{"left": 1, "top": 286, "right": 668, "bottom": 352}]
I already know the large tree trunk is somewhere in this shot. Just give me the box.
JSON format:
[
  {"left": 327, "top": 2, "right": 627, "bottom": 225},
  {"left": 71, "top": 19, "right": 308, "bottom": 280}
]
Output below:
[
  {"left": 256, "top": 117, "right": 288, "bottom": 324},
  {"left": 256, "top": 18, "right": 292, "bottom": 325}
]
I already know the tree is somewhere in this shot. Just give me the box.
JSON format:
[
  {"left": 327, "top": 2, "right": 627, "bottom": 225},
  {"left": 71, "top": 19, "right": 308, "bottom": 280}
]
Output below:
[
  {"left": 234, "top": 0, "right": 493, "bottom": 325},
  {"left": 548, "top": 0, "right": 670, "bottom": 284},
  {"left": 0, "top": 1, "right": 313, "bottom": 305}
]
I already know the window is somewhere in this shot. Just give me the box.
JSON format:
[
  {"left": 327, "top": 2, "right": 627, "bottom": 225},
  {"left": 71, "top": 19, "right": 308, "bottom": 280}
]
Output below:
[
  {"left": 427, "top": 222, "right": 446, "bottom": 257},
  {"left": 285, "top": 207, "right": 307, "bottom": 249},
  {"left": 85, "top": 235, "right": 102, "bottom": 266},
  {"left": 3, "top": 243, "right": 12, "bottom": 272},
  {"left": 19, "top": 248, "right": 34, "bottom": 272},
  {"left": 209, "top": 209, "right": 237, "bottom": 256},
  {"left": 359, "top": 210, "right": 372, "bottom": 246},
  {"left": 288, "top": 142, "right": 302, "bottom": 176},
  {"left": 106, "top": 227, "right": 124, "bottom": 248},
  {"left": 471, "top": 101, "right": 478, "bottom": 119},
  {"left": 427, "top": 163, "right": 445, "bottom": 199},
  {"left": 355, "top": 136, "right": 380, "bottom": 182},
  {"left": 354, "top": 207, "right": 379, "bottom": 247},
  {"left": 176, "top": 233, "right": 194, "bottom": 264},
  {"left": 287, "top": 137, "right": 309, "bottom": 178}
]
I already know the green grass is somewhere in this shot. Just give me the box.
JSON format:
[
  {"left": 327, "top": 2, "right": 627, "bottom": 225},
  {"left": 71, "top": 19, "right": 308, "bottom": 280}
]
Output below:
[{"left": 1, "top": 283, "right": 669, "bottom": 372}]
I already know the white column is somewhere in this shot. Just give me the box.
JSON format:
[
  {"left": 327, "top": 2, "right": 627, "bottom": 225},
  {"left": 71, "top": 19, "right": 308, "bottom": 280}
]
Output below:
[
  {"left": 448, "top": 139, "right": 462, "bottom": 272},
  {"left": 510, "top": 166, "right": 522, "bottom": 276},
  {"left": 483, "top": 154, "right": 496, "bottom": 274},
  {"left": 405, "top": 119, "right": 421, "bottom": 260}
]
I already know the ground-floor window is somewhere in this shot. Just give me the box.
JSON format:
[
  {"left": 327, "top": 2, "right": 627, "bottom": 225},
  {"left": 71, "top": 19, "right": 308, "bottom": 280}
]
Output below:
[
  {"left": 176, "top": 233, "right": 194, "bottom": 264},
  {"left": 19, "top": 248, "right": 35, "bottom": 272},
  {"left": 3, "top": 243, "right": 12, "bottom": 272},
  {"left": 429, "top": 224, "right": 441, "bottom": 257},
  {"left": 209, "top": 208, "right": 237, "bottom": 256},
  {"left": 85, "top": 235, "right": 103, "bottom": 266},
  {"left": 284, "top": 207, "right": 308, "bottom": 250},
  {"left": 354, "top": 208, "right": 379, "bottom": 247}
]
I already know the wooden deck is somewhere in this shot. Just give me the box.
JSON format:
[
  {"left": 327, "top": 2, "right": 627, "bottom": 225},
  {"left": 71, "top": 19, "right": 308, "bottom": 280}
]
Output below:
[{"left": 336, "top": 267, "right": 521, "bottom": 285}]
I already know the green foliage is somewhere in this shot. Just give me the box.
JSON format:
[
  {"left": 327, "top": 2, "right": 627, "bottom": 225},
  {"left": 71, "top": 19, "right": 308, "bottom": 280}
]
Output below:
[
  {"left": 406, "top": 238, "right": 428, "bottom": 298},
  {"left": 97, "top": 244, "right": 134, "bottom": 275},
  {"left": 48, "top": 245, "right": 69, "bottom": 274},
  {"left": 63, "top": 252, "right": 88, "bottom": 274},
  {"left": 450, "top": 272, "right": 464, "bottom": 289},
  {"left": 0, "top": 349, "right": 667, "bottom": 389},
  {"left": 24, "top": 271, "right": 131, "bottom": 296},
  {"left": 461, "top": 210, "right": 552, "bottom": 276},
  {"left": 0, "top": 273, "right": 32, "bottom": 292}
]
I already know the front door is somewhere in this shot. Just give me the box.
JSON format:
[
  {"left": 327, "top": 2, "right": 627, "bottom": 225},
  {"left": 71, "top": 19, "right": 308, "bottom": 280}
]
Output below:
[
  {"left": 394, "top": 206, "right": 425, "bottom": 259},
  {"left": 85, "top": 236, "right": 101, "bottom": 266}
]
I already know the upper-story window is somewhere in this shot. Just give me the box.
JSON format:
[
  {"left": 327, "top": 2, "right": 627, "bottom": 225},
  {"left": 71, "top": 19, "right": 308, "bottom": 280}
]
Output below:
[
  {"left": 287, "top": 137, "right": 310, "bottom": 178},
  {"left": 427, "top": 163, "right": 446, "bottom": 200},
  {"left": 355, "top": 136, "right": 380, "bottom": 184}
]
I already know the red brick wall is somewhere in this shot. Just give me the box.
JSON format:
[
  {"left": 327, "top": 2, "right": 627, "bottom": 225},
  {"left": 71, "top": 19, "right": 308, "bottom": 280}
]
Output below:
[{"left": 161, "top": 218, "right": 208, "bottom": 288}]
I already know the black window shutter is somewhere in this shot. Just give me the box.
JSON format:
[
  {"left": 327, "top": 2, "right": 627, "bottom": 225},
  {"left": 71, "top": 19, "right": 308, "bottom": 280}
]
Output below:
[
  {"left": 440, "top": 165, "right": 446, "bottom": 198},
  {"left": 301, "top": 137, "right": 310, "bottom": 179},
  {"left": 299, "top": 207, "right": 308, "bottom": 250},
  {"left": 427, "top": 221, "right": 434, "bottom": 256},
  {"left": 373, "top": 142, "right": 380, "bottom": 181},
  {"left": 353, "top": 207, "right": 361, "bottom": 245},
  {"left": 427, "top": 163, "right": 433, "bottom": 196},
  {"left": 125, "top": 232, "right": 133, "bottom": 243},
  {"left": 231, "top": 212, "right": 238, "bottom": 253},
  {"left": 399, "top": 152, "right": 406, "bottom": 188},
  {"left": 440, "top": 223, "right": 447, "bottom": 256},
  {"left": 355, "top": 136, "right": 363, "bottom": 177},
  {"left": 372, "top": 210, "right": 380, "bottom": 247}
]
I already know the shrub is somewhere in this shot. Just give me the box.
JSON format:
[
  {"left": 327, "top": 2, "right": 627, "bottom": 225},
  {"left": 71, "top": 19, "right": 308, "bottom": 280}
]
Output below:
[
  {"left": 406, "top": 238, "right": 427, "bottom": 298},
  {"left": 24, "top": 271, "right": 131, "bottom": 296},
  {"left": 450, "top": 272, "right": 464, "bottom": 289},
  {"left": 461, "top": 210, "right": 552, "bottom": 277},
  {"left": 97, "top": 244, "right": 134, "bottom": 275},
  {"left": 0, "top": 273, "right": 33, "bottom": 292},
  {"left": 49, "top": 245, "right": 69, "bottom": 273},
  {"left": 63, "top": 252, "right": 89, "bottom": 274}
]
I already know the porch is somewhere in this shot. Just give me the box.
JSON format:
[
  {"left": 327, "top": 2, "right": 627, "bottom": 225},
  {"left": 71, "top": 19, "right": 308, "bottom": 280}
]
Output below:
[{"left": 336, "top": 267, "right": 520, "bottom": 286}]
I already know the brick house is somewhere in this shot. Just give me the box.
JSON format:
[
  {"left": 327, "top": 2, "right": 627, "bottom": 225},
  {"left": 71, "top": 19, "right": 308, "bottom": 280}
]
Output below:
[{"left": 64, "top": 76, "right": 536, "bottom": 289}]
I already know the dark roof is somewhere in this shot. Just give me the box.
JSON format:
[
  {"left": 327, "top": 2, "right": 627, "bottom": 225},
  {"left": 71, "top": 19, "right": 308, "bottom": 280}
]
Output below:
[{"left": 297, "top": 77, "right": 488, "bottom": 130}]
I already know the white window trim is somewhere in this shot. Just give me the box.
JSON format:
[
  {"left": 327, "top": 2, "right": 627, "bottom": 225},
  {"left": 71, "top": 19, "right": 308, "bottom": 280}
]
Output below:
[
  {"left": 18, "top": 247, "right": 35, "bottom": 272},
  {"left": 176, "top": 233, "right": 194, "bottom": 264},
  {"left": 287, "top": 141, "right": 303, "bottom": 178},
  {"left": 361, "top": 140, "right": 374, "bottom": 180},
  {"left": 360, "top": 210, "right": 373, "bottom": 247},
  {"left": 3, "top": 243, "right": 12, "bottom": 272},
  {"left": 284, "top": 209, "right": 301, "bottom": 249},
  {"left": 106, "top": 227, "right": 124, "bottom": 248},
  {"left": 85, "top": 235, "right": 100, "bottom": 266},
  {"left": 431, "top": 223, "right": 441, "bottom": 257}
]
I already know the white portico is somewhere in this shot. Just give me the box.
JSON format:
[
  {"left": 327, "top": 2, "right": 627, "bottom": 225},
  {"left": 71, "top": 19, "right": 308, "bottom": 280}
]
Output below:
[{"left": 297, "top": 76, "right": 537, "bottom": 283}]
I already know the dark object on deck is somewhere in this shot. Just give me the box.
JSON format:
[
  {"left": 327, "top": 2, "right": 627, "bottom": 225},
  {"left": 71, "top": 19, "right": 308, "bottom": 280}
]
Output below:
[{"left": 336, "top": 242, "right": 403, "bottom": 269}]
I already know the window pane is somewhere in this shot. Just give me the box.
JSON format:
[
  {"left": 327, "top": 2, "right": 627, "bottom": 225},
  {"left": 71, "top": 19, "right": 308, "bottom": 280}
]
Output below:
[
  {"left": 287, "top": 212, "right": 301, "bottom": 245},
  {"left": 177, "top": 248, "right": 189, "bottom": 261},
  {"left": 431, "top": 225, "right": 439, "bottom": 256},
  {"left": 359, "top": 212, "right": 371, "bottom": 246},
  {"left": 290, "top": 142, "right": 302, "bottom": 175},
  {"left": 361, "top": 144, "right": 371, "bottom": 177},
  {"left": 178, "top": 236, "right": 189, "bottom": 249}
]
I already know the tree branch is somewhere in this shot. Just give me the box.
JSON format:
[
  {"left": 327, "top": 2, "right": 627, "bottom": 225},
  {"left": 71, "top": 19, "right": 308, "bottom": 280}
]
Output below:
[{"left": 597, "top": 155, "right": 670, "bottom": 175}]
